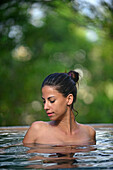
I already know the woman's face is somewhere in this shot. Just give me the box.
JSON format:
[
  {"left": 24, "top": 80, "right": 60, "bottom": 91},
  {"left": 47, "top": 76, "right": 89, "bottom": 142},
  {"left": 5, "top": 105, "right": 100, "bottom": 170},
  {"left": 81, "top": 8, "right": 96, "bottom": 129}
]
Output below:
[{"left": 42, "top": 85, "right": 68, "bottom": 121}]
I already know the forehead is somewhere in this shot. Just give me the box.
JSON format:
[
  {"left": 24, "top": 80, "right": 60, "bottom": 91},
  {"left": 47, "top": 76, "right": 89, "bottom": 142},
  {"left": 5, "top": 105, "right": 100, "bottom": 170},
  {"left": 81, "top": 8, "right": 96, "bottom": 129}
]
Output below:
[{"left": 42, "top": 85, "right": 62, "bottom": 97}]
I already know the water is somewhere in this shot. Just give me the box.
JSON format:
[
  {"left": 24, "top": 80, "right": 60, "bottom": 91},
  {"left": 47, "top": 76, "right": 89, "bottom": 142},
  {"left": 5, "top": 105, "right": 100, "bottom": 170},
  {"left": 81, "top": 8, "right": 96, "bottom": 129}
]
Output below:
[{"left": 0, "top": 124, "right": 113, "bottom": 169}]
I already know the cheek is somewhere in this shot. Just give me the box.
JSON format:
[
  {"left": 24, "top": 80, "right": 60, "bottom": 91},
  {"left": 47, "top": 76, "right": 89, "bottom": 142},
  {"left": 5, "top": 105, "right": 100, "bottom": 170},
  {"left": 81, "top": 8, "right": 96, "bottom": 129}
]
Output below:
[{"left": 55, "top": 100, "right": 67, "bottom": 112}]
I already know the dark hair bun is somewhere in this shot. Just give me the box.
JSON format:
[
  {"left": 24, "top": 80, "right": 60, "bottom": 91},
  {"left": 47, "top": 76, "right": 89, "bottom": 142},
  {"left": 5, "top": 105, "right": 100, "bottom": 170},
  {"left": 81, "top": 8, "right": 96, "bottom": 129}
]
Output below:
[{"left": 67, "top": 70, "right": 79, "bottom": 83}]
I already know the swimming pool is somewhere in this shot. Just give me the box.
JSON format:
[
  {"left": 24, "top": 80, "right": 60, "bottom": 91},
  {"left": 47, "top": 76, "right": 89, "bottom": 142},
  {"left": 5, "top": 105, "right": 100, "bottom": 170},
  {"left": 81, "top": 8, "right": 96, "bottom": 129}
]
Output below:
[{"left": 0, "top": 124, "right": 113, "bottom": 169}]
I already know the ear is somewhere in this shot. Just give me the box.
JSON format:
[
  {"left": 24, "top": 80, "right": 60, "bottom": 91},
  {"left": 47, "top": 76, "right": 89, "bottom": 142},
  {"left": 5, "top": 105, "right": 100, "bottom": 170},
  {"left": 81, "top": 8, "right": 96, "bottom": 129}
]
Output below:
[{"left": 67, "top": 94, "right": 73, "bottom": 106}]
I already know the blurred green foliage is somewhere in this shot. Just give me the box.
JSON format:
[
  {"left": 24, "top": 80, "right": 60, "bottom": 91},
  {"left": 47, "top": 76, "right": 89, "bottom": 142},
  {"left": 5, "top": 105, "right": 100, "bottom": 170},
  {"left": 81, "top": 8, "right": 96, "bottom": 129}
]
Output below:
[{"left": 0, "top": 0, "right": 113, "bottom": 126}]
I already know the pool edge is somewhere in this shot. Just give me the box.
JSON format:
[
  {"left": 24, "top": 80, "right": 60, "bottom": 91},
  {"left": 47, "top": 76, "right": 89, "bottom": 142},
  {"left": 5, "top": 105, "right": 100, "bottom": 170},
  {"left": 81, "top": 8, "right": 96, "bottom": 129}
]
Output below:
[{"left": 0, "top": 123, "right": 113, "bottom": 130}]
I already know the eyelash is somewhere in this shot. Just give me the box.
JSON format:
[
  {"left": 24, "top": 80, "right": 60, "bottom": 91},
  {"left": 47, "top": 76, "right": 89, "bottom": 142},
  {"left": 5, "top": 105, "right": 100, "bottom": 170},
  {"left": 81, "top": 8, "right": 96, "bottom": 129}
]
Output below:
[
  {"left": 43, "top": 100, "right": 45, "bottom": 104},
  {"left": 50, "top": 100, "right": 55, "bottom": 103},
  {"left": 42, "top": 100, "right": 55, "bottom": 104}
]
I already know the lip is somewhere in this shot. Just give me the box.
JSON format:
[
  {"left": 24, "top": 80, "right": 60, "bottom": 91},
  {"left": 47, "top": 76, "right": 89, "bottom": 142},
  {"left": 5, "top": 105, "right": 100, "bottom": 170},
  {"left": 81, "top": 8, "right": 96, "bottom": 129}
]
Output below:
[{"left": 47, "top": 112, "right": 54, "bottom": 117}]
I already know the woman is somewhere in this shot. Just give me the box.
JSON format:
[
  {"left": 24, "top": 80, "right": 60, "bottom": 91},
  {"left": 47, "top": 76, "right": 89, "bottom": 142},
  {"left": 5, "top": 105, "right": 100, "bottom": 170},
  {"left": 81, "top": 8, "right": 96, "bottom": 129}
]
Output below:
[{"left": 23, "top": 70, "right": 96, "bottom": 145}]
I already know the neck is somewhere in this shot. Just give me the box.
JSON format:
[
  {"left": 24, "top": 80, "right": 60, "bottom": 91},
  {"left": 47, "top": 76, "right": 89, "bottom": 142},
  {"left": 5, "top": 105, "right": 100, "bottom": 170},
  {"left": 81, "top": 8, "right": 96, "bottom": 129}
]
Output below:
[{"left": 53, "top": 108, "right": 77, "bottom": 135}]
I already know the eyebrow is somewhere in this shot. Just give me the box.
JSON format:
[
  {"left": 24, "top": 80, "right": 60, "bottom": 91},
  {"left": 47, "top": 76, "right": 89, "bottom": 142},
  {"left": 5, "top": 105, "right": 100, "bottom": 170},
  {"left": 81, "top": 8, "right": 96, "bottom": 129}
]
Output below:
[{"left": 42, "top": 96, "right": 55, "bottom": 100}]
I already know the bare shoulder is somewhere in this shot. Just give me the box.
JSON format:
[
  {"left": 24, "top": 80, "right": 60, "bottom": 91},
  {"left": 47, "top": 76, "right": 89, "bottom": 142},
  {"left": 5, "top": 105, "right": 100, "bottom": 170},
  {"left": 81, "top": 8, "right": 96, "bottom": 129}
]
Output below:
[
  {"left": 85, "top": 124, "right": 96, "bottom": 136},
  {"left": 31, "top": 121, "right": 47, "bottom": 129},
  {"left": 23, "top": 121, "right": 48, "bottom": 144},
  {"left": 79, "top": 123, "right": 96, "bottom": 141},
  {"left": 81, "top": 124, "right": 95, "bottom": 134}
]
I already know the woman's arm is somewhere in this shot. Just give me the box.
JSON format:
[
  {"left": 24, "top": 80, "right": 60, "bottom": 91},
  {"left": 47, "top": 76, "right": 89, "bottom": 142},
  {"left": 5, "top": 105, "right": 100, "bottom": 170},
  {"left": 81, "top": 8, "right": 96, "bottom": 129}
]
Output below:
[{"left": 23, "top": 121, "right": 40, "bottom": 144}]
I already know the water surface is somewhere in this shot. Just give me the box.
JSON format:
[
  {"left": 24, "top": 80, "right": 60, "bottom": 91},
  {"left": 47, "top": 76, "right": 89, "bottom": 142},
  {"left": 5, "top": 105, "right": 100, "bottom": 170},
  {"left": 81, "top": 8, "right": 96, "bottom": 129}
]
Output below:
[{"left": 0, "top": 124, "right": 113, "bottom": 169}]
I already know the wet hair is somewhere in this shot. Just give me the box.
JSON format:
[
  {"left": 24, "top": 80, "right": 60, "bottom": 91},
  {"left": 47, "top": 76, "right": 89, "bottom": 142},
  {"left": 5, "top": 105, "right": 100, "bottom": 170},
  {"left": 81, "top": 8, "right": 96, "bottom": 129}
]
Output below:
[{"left": 41, "top": 70, "right": 79, "bottom": 109}]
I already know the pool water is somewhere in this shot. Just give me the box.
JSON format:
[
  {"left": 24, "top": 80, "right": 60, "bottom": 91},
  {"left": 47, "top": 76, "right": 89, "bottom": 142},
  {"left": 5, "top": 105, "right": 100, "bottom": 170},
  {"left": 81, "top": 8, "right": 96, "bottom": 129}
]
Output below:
[{"left": 0, "top": 124, "right": 113, "bottom": 169}]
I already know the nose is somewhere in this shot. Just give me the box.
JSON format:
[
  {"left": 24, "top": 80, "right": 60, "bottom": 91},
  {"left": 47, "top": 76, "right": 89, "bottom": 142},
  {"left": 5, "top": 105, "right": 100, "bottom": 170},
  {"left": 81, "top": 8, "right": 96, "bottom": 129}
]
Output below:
[{"left": 44, "top": 101, "right": 49, "bottom": 110}]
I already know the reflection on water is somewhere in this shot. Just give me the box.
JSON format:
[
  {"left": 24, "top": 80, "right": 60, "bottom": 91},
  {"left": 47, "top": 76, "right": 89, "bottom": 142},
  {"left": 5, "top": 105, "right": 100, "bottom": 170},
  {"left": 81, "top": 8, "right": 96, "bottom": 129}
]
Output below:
[
  {"left": 0, "top": 124, "right": 113, "bottom": 169},
  {"left": 24, "top": 144, "right": 97, "bottom": 169}
]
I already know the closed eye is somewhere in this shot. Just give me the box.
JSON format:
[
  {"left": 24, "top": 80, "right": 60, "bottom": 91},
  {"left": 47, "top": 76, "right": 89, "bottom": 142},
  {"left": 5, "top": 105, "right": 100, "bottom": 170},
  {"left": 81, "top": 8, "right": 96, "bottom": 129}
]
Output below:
[
  {"left": 42, "top": 96, "right": 56, "bottom": 104},
  {"left": 42, "top": 100, "right": 45, "bottom": 104},
  {"left": 42, "top": 97, "right": 45, "bottom": 104},
  {"left": 50, "top": 100, "right": 55, "bottom": 103}
]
